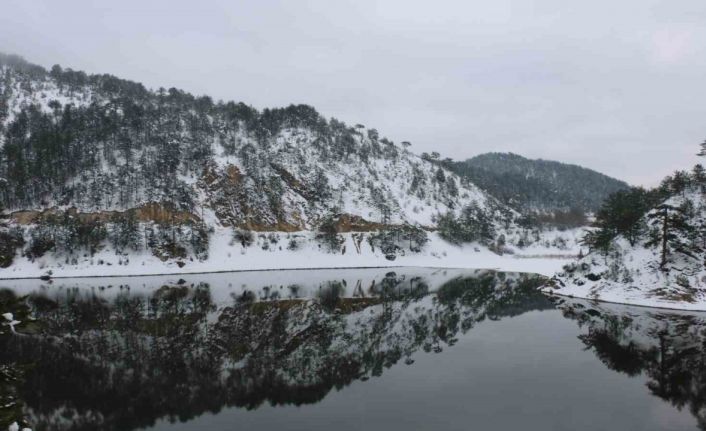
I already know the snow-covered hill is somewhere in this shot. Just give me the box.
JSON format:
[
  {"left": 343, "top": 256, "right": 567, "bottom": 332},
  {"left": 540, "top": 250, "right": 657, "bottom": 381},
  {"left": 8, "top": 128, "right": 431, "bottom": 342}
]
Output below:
[
  {"left": 0, "top": 54, "right": 499, "bottom": 225},
  {"left": 546, "top": 188, "right": 706, "bottom": 310},
  {"left": 0, "top": 53, "right": 586, "bottom": 277}
]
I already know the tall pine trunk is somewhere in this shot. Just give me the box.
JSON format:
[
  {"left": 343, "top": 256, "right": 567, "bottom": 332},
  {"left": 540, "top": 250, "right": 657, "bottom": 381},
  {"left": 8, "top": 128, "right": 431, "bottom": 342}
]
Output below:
[{"left": 660, "top": 207, "right": 668, "bottom": 270}]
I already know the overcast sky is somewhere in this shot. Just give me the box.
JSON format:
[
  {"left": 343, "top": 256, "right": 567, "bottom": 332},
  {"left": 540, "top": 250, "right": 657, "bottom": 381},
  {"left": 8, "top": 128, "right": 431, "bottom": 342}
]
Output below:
[{"left": 2, "top": 0, "right": 706, "bottom": 186}]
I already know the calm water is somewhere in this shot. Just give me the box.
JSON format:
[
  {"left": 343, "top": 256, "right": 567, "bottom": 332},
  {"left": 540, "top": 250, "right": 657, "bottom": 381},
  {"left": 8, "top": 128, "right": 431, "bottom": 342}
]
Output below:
[{"left": 1, "top": 268, "right": 705, "bottom": 431}]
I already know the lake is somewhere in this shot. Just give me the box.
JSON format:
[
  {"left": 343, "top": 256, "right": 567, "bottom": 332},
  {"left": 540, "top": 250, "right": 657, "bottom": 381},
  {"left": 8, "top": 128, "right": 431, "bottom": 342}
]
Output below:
[{"left": 1, "top": 267, "right": 704, "bottom": 431}]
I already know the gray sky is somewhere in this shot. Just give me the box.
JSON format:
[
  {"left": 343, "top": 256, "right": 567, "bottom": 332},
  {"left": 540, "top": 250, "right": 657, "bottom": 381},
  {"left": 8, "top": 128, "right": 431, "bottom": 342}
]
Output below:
[{"left": 2, "top": 0, "right": 706, "bottom": 186}]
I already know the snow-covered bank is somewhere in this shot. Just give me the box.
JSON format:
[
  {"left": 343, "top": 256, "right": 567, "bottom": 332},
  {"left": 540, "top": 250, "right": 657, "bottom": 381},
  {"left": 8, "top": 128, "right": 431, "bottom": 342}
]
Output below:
[
  {"left": 543, "top": 262, "right": 706, "bottom": 312},
  {"left": 544, "top": 239, "right": 706, "bottom": 312},
  {"left": 544, "top": 284, "right": 706, "bottom": 312},
  {"left": 0, "top": 230, "right": 576, "bottom": 279},
  {"left": 546, "top": 189, "right": 706, "bottom": 311}
]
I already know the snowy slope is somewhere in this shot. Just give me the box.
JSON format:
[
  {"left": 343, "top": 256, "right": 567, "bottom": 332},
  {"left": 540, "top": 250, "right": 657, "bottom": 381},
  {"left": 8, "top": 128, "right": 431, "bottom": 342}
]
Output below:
[
  {"left": 0, "top": 228, "right": 575, "bottom": 279},
  {"left": 0, "top": 55, "right": 503, "bottom": 226},
  {"left": 545, "top": 189, "right": 706, "bottom": 310},
  {"left": 0, "top": 54, "right": 589, "bottom": 277}
]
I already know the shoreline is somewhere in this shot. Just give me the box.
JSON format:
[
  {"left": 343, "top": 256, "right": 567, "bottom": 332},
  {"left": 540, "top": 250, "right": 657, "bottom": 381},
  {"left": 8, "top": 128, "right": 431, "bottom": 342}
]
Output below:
[
  {"left": 0, "top": 264, "right": 501, "bottom": 281},
  {"left": 5, "top": 262, "right": 706, "bottom": 312},
  {"left": 0, "top": 231, "right": 580, "bottom": 281},
  {"left": 542, "top": 287, "right": 706, "bottom": 313}
]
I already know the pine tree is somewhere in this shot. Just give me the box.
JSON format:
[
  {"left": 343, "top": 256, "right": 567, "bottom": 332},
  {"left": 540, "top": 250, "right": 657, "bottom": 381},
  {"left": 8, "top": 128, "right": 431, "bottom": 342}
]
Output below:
[
  {"left": 581, "top": 228, "right": 614, "bottom": 261},
  {"left": 438, "top": 202, "right": 495, "bottom": 245},
  {"left": 697, "top": 139, "right": 706, "bottom": 157},
  {"left": 645, "top": 204, "right": 695, "bottom": 270},
  {"left": 692, "top": 164, "right": 706, "bottom": 192},
  {"left": 671, "top": 171, "right": 690, "bottom": 197},
  {"left": 109, "top": 210, "right": 142, "bottom": 253},
  {"left": 316, "top": 212, "right": 344, "bottom": 253},
  {"left": 591, "top": 188, "right": 651, "bottom": 246}
]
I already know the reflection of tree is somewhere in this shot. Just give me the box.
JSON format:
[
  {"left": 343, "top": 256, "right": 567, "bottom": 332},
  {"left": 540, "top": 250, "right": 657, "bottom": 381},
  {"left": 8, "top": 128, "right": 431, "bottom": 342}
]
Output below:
[
  {"left": 557, "top": 299, "right": 706, "bottom": 430},
  {"left": 0, "top": 288, "right": 34, "bottom": 430},
  {"left": 3, "top": 272, "right": 548, "bottom": 431}
]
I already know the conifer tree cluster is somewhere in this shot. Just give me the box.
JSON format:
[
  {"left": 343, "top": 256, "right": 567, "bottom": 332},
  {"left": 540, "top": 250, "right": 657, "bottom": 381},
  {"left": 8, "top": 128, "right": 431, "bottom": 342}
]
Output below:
[
  {"left": 443, "top": 152, "right": 629, "bottom": 215},
  {"left": 437, "top": 202, "right": 496, "bottom": 245},
  {"left": 0, "top": 53, "right": 477, "bottom": 235},
  {"left": 581, "top": 148, "right": 706, "bottom": 271}
]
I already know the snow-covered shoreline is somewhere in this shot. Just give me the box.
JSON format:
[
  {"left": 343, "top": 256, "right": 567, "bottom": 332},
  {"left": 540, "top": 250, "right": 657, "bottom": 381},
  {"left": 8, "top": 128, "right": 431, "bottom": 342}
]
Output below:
[
  {"left": 543, "top": 288, "right": 706, "bottom": 312},
  {"left": 546, "top": 189, "right": 706, "bottom": 312},
  {"left": 0, "top": 230, "right": 578, "bottom": 280}
]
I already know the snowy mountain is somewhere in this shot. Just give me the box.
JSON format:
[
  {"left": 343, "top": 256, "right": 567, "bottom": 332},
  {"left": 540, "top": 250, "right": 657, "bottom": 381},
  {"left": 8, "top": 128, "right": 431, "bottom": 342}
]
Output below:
[
  {"left": 0, "top": 53, "right": 498, "bottom": 224},
  {"left": 546, "top": 185, "right": 706, "bottom": 310},
  {"left": 0, "top": 53, "right": 586, "bottom": 276},
  {"left": 446, "top": 152, "right": 629, "bottom": 213}
]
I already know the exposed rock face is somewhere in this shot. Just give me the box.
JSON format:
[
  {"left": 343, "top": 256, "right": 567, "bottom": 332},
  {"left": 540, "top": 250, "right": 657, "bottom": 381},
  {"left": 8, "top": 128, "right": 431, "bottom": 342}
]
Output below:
[{"left": 10, "top": 203, "right": 198, "bottom": 226}]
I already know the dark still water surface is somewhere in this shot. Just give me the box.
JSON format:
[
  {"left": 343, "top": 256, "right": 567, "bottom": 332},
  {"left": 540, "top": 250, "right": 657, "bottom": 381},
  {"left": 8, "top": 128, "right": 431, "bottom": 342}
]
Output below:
[{"left": 1, "top": 268, "right": 704, "bottom": 431}]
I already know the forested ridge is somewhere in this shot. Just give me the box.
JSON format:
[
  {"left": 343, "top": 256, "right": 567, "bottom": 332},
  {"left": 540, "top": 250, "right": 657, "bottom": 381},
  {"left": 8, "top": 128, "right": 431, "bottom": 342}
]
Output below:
[
  {"left": 445, "top": 152, "right": 629, "bottom": 213},
  {"left": 0, "top": 53, "right": 533, "bottom": 267},
  {"left": 0, "top": 52, "right": 498, "bottom": 224}
]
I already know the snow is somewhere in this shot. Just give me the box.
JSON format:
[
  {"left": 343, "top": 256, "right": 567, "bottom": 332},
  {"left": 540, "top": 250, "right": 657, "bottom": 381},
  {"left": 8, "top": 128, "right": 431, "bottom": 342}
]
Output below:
[
  {"left": 0, "top": 59, "right": 583, "bottom": 309},
  {"left": 555, "top": 296, "right": 706, "bottom": 356},
  {"left": 508, "top": 227, "right": 586, "bottom": 255},
  {"left": 1, "top": 312, "right": 20, "bottom": 333},
  {"left": 547, "top": 282, "right": 706, "bottom": 311},
  {"left": 546, "top": 189, "right": 706, "bottom": 311},
  {"left": 0, "top": 229, "right": 574, "bottom": 280},
  {"left": 6, "top": 423, "right": 30, "bottom": 431}
]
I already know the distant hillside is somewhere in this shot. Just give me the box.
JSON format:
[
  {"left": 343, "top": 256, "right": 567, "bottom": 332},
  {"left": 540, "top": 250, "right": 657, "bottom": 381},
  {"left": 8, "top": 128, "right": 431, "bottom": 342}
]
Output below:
[{"left": 446, "top": 152, "right": 629, "bottom": 213}]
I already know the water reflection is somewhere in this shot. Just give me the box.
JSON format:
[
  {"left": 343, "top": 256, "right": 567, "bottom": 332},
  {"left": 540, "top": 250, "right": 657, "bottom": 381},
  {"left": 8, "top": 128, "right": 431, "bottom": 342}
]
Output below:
[
  {"left": 554, "top": 297, "right": 706, "bottom": 430},
  {"left": 1, "top": 269, "right": 706, "bottom": 430},
  {"left": 0, "top": 269, "right": 548, "bottom": 431}
]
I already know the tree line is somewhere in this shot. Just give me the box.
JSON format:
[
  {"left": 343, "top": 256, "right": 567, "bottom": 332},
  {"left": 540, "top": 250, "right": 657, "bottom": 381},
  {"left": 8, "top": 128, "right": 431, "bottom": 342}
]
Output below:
[{"left": 583, "top": 161, "right": 706, "bottom": 270}]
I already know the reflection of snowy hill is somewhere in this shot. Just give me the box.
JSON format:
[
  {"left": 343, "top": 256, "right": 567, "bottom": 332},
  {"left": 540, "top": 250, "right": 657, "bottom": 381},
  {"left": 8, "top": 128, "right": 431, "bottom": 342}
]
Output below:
[{"left": 0, "top": 269, "right": 547, "bottom": 431}]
